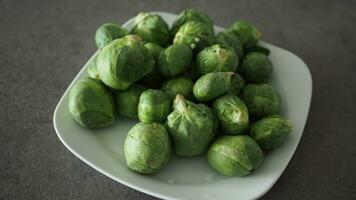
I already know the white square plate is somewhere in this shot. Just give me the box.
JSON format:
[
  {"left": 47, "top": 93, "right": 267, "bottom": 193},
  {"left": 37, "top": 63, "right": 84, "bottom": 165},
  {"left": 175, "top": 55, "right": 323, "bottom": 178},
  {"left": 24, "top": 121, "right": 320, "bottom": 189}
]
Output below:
[{"left": 53, "top": 12, "right": 312, "bottom": 200}]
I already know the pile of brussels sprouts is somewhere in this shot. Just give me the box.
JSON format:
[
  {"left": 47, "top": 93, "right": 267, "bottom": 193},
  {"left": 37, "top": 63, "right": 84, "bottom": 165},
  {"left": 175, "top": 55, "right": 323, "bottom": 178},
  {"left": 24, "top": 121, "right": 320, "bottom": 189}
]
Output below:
[{"left": 69, "top": 9, "right": 293, "bottom": 177}]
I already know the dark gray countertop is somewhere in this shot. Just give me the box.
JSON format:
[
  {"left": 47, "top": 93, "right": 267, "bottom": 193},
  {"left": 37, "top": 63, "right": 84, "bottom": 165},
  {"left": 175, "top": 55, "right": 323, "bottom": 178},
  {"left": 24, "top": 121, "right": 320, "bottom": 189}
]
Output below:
[{"left": 1, "top": 0, "right": 355, "bottom": 199}]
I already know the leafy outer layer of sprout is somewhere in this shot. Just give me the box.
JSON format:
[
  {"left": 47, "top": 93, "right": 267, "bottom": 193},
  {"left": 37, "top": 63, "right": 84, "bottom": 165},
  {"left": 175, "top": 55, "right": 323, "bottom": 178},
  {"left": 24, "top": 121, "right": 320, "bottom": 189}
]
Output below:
[
  {"left": 228, "top": 21, "right": 261, "bottom": 48},
  {"left": 242, "top": 84, "right": 281, "bottom": 119},
  {"left": 124, "top": 122, "right": 171, "bottom": 174},
  {"left": 216, "top": 30, "right": 244, "bottom": 58},
  {"left": 97, "top": 35, "right": 155, "bottom": 90},
  {"left": 213, "top": 94, "right": 249, "bottom": 135},
  {"left": 138, "top": 89, "right": 172, "bottom": 123},
  {"left": 87, "top": 53, "right": 100, "bottom": 79},
  {"left": 173, "top": 21, "right": 215, "bottom": 52},
  {"left": 166, "top": 94, "right": 214, "bottom": 156},
  {"left": 161, "top": 76, "right": 194, "bottom": 100},
  {"left": 157, "top": 43, "right": 193, "bottom": 76},
  {"left": 114, "top": 84, "right": 147, "bottom": 118},
  {"left": 131, "top": 12, "right": 170, "bottom": 47},
  {"left": 170, "top": 9, "right": 213, "bottom": 38},
  {"left": 196, "top": 44, "right": 239, "bottom": 75},
  {"left": 250, "top": 115, "right": 292, "bottom": 150},
  {"left": 144, "top": 42, "right": 163, "bottom": 60},
  {"left": 193, "top": 72, "right": 244, "bottom": 102},
  {"left": 207, "top": 135, "right": 263, "bottom": 176},
  {"left": 68, "top": 78, "right": 115, "bottom": 128},
  {"left": 238, "top": 52, "right": 273, "bottom": 83},
  {"left": 245, "top": 45, "right": 270, "bottom": 56},
  {"left": 95, "top": 23, "right": 129, "bottom": 49}
]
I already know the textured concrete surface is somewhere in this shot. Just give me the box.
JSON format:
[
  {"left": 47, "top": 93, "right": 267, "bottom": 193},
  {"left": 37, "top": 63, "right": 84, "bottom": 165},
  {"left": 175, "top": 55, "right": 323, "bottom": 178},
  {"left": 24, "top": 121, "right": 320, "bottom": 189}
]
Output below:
[{"left": 1, "top": 0, "right": 355, "bottom": 199}]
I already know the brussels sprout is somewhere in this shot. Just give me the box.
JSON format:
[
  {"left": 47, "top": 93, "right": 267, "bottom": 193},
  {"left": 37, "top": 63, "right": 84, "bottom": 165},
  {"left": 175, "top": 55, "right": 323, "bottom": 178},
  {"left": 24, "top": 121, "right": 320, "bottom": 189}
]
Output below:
[
  {"left": 238, "top": 52, "right": 273, "bottom": 83},
  {"left": 216, "top": 30, "right": 244, "bottom": 58},
  {"left": 213, "top": 94, "right": 249, "bottom": 135},
  {"left": 193, "top": 72, "right": 245, "bottom": 102},
  {"left": 170, "top": 9, "right": 213, "bottom": 38},
  {"left": 97, "top": 35, "right": 155, "bottom": 90},
  {"left": 138, "top": 89, "right": 172, "bottom": 123},
  {"left": 144, "top": 42, "right": 163, "bottom": 60},
  {"left": 68, "top": 78, "right": 115, "bottom": 128},
  {"left": 87, "top": 53, "right": 100, "bottom": 79},
  {"left": 196, "top": 44, "right": 239, "bottom": 75},
  {"left": 245, "top": 45, "right": 270, "bottom": 56},
  {"left": 167, "top": 95, "right": 214, "bottom": 156},
  {"left": 242, "top": 84, "right": 281, "bottom": 119},
  {"left": 250, "top": 115, "right": 292, "bottom": 150},
  {"left": 228, "top": 21, "right": 261, "bottom": 48},
  {"left": 124, "top": 122, "right": 171, "bottom": 174},
  {"left": 207, "top": 135, "right": 263, "bottom": 176},
  {"left": 95, "top": 23, "right": 129, "bottom": 49},
  {"left": 161, "top": 76, "right": 194, "bottom": 100},
  {"left": 173, "top": 21, "right": 215, "bottom": 52},
  {"left": 157, "top": 43, "right": 193, "bottom": 76},
  {"left": 114, "top": 84, "right": 146, "bottom": 118},
  {"left": 131, "top": 12, "right": 170, "bottom": 47}
]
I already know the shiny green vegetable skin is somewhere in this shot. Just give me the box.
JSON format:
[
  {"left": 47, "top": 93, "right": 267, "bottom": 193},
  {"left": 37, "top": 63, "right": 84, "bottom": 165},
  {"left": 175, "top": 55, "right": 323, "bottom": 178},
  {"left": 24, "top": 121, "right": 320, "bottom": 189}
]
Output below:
[
  {"left": 138, "top": 89, "right": 172, "bottom": 123},
  {"left": 213, "top": 94, "right": 249, "bottom": 135},
  {"left": 207, "top": 135, "right": 263, "bottom": 176},
  {"left": 131, "top": 12, "right": 170, "bottom": 47},
  {"left": 87, "top": 53, "right": 100, "bottom": 79},
  {"left": 68, "top": 78, "right": 115, "bottom": 128},
  {"left": 166, "top": 95, "right": 214, "bottom": 156},
  {"left": 173, "top": 21, "right": 215, "bottom": 52},
  {"left": 245, "top": 45, "right": 270, "bottom": 56},
  {"left": 228, "top": 21, "right": 261, "bottom": 48},
  {"left": 193, "top": 72, "right": 245, "bottom": 102},
  {"left": 196, "top": 44, "right": 239, "bottom": 75},
  {"left": 161, "top": 76, "right": 194, "bottom": 100},
  {"left": 170, "top": 9, "right": 213, "bottom": 38},
  {"left": 97, "top": 35, "right": 155, "bottom": 90},
  {"left": 144, "top": 42, "right": 163, "bottom": 60},
  {"left": 124, "top": 122, "right": 171, "bottom": 174},
  {"left": 242, "top": 84, "right": 281, "bottom": 119},
  {"left": 158, "top": 43, "right": 193, "bottom": 76},
  {"left": 114, "top": 84, "right": 146, "bottom": 118},
  {"left": 250, "top": 115, "right": 292, "bottom": 150},
  {"left": 216, "top": 30, "right": 244, "bottom": 58},
  {"left": 95, "top": 23, "right": 129, "bottom": 49},
  {"left": 238, "top": 52, "right": 273, "bottom": 83}
]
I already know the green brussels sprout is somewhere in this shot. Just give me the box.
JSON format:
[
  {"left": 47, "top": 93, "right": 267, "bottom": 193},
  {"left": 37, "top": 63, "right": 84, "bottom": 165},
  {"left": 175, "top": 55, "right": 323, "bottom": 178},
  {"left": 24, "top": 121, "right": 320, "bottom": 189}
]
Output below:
[
  {"left": 97, "top": 35, "right": 155, "bottom": 90},
  {"left": 242, "top": 84, "right": 281, "bottom": 119},
  {"left": 161, "top": 76, "right": 194, "bottom": 100},
  {"left": 170, "top": 9, "right": 213, "bottom": 38},
  {"left": 157, "top": 43, "right": 193, "bottom": 76},
  {"left": 250, "top": 115, "right": 292, "bottom": 150},
  {"left": 87, "top": 53, "right": 100, "bottom": 79},
  {"left": 124, "top": 122, "right": 171, "bottom": 174},
  {"left": 144, "top": 42, "right": 163, "bottom": 60},
  {"left": 131, "top": 12, "right": 169, "bottom": 47},
  {"left": 68, "top": 78, "right": 115, "bottom": 128},
  {"left": 167, "top": 95, "right": 214, "bottom": 156},
  {"left": 228, "top": 21, "right": 261, "bottom": 48},
  {"left": 245, "top": 45, "right": 270, "bottom": 56},
  {"left": 196, "top": 44, "right": 239, "bottom": 75},
  {"left": 193, "top": 72, "right": 245, "bottom": 102},
  {"left": 138, "top": 89, "right": 172, "bottom": 123},
  {"left": 213, "top": 94, "right": 249, "bottom": 135},
  {"left": 238, "top": 52, "right": 273, "bottom": 83},
  {"left": 173, "top": 21, "right": 215, "bottom": 52},
  {"left": 95, "top": 23, "right": 129, "bottom": 49},
  {"left": 207, "top": 135, "right": 263, "bottom": 176},
  {"left": 216, "top": 30, "right": 244, "bottom": 58},
  {"left": 114, "top": 84, "right": 146, "bottom": 118}
]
